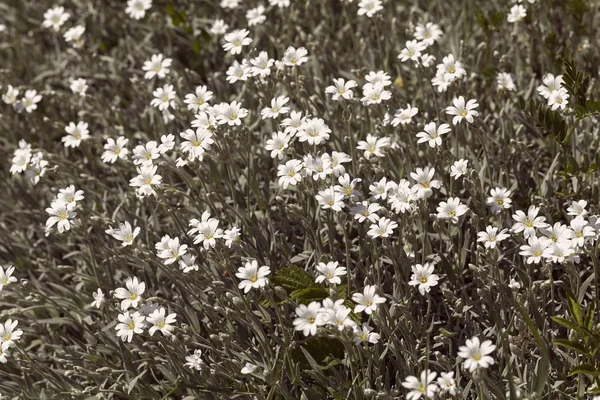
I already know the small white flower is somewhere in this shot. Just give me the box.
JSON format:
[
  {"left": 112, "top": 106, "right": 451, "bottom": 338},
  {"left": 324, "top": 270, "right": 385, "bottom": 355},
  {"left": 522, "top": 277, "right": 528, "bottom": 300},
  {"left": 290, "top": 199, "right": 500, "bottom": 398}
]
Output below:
[
  {"left": 114, "top": 277, "right": 146, "bottom": 311},
  {"left": 91, "top": 288, "right": 105, "bottom": 308},
  {"left": 315, "top": 261, "right": 347, "bottom": 285},
  {"left": 236, "top": 260, "right": 271, "bottom": 293},
  {"left": 408, "top": 263, "right": 439, "bottom": 295},
  {"left": 106, "top": 221, "right": 140, "bottom": 247},
  {"left": 352, "top": 285, "right": 386, "bottom": 315},
  {"left": 458, "top": 336, "right": 496, "bottom": 372},
  {"left": 115, "top": 311, "right": 145, "bottom": 342}
]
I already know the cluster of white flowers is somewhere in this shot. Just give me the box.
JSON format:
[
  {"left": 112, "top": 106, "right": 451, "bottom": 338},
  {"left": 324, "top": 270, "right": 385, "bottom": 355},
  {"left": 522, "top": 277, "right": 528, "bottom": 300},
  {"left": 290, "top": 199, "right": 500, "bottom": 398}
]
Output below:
[
  {"left": 537, "top": 73, "right": 570, "bottom": 111},
  {"left": 45, "top": 185, "right": 84, "bottom": 235},
  {"left": 2, "top": 85, "right": 42, "bottom": 113},
  {"left": 0, "top": 319, "right": 24, "bottom": 364},
  {"left": 10, "top": 140, "right": 49, "bottom": 185}
]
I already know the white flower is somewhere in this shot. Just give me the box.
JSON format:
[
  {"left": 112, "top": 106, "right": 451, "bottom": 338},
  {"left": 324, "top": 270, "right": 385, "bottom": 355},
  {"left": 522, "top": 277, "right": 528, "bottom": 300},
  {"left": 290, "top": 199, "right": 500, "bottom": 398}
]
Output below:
[
  {"left": 548, "top": 88, "right": 569, "bottom": 111},
  {"left": 115, "top": 311, "right": 145, "bottom": 342},
  {"left": 512, "top": 205, "right": 548, "bottom": 238},
  {"left": 2, "top": 85, "right": 19, "bottom": 105},
  {"left": 106, "top": 221, "right": 140, "bottom": 247},
  {"left": 158, "top": 134, "right": 175, "bottom": 153},
  {"left": 335, "top": 173, "right": 362, "bottom": 199},
  {"left": 437, "top": 372, "right": 457, "bottom": 395},
  {"left": 223, "top": 29, "right": 252, "bottom": 55},
  {"left": 147, "top": 307, "right": 177, "bottom": 336},
  {"left": 357, "top": 0, "right": 383, "bottom": 17},
  {"left": 315, "top": 262, "right": 347, "bottom": 285},
  {"left": 487, "top": 187, "right": 512, "bottom": 214},
  {"left": 184, "top": 86, "right": 213, "bottom": 112},
  {"left": 236, "top": 260, "right": 271, "bottom": 293},
  {"left": 416, "top": 122, "right": 450, "bottom": 148},
  {"left": 352, "top": 285, "right": 386, "bottom": 315},
  {"left": 210, "top": 19, "right": 228, "bottom": 36},
  {"left": 437, "top": 197, "right": 469, "bottom": 223},
  {"left": 414, "top": 22, "right": 443, "bottom": 46},
  {"left": 241, "top": 363, "right": 259, "bottom": 374},
  {"left": 215, "top": 100, "right": 248, "bottom": 126},
  {"left": 450, "top": 159, "right": 469, "bottom": 179},
  {"left": 477, "top": 226, "right": 510, "bottom": 249},
  {"left": 156, "top": 236, "right": 188, "bottom": 265},
  {"left": 356, "top": 134, "right": 391, "bottom": 159},
  {"left": 367, "top": 217, "right": 397, "bottom": 239},
  {"left": 143, "top": 54, "right": 172, "bottom": 80},
  {"left": 519, "top": 236, "right": 552, "bottom": 264},
  {"left": 410, "top": 167, "right": 442, "bottom": 198},
  {"left": 293, "top": 301, "right": 326, "bottom": 336},
  {"left": 62, "top": 121, "right": 90, "bottom": 148},
  {"left": 126, "top": 0, "right": 152, "bottom": 20},
  {"left": 188, "top": 211, "right": 223, "bottom": 249},
  {"left": 497, "top": 72, "right": 516, "bottom": 91},
  {"left": 567, "top": 200, "right": 588, "bottom": 218},
  {"left": 91, "top": 288, "right": 105, "bottom": 308},
  {"left": 361, "top": 83, "right": 391, "bottom": 105},
  {"left": 391, "top": 104, "right": 419, "bottom": 126},
  {"left": 446, "top": 96, "right": 479, "bottom": 125},
  {"left": 45, "top": 201, "right": 76, "bottom": 234},
  {"left": 350, "top": 201, "right": 382, "bottom": 223},
  {"left": 507, "top": 4, "right": 527, "bottom": 23},
  {"left": 64, "top": 25, "right": 85, "bottom": 48},
  {"left": 180, "top": 128, "right": 213, "bottom": 161},
  {"left": 282, "top": 46, "right": 308, "bottom": 66},
  {"left": 398, "top": 40, "right": 427, "bottom": 63},
  {"left": 223, "top": 227, "right": 241, "bottom": 248},
  {"left": 42, "top": 6, "right": 70, "bottom": 31},
  {"left": 353, "top": 324, "right": 381, "bottom": 344},
  {"left": 265, "top": 131, "right": 292, "bottom": 160},
  {"left": 0, "top": 319, "right": 23, "bottom": 345},
  {"left": 185, "top": 350, "right": 204, "bottom": 370},
  {"left": 570, "top": 217, "right": 595, "bottom": 247},
  {"left": 458, "top": 336, "right": 496, "bottom": 372},
  {"left": 56, "top": 185, "right": 85, "bottom": 211},
  {"left": 277, "top": 159, "right": 303, "bottom": 189},
  {"left": 325, "top": 78, "right": 357, "bottom": 101},
  {"left": 261, "top": 96, "right": 290, "bottom": 119},
  {"left": 246, "top": 5, "right": 266, "bottom": 26},
  {"left": 408, "top": 263, "right": 439, "bottom": 295},
  {"left": 296, "top": 117, "right": 331, "bottom": 145},
  {"left": 114, "top": 277, "right": 146, "bottom": 311},
  {"left": 402, "top": 370, "right": 438, "bottom": 400},
  {"left": 316, "top": 187, "right": 345, "bottom": 212},
  {"left": 281, "top": 110, "right": 306, "bottom": 136},
  {"left": 178, "top": 254, "right": 199, "bottom": 273},
  {"left": 151, "top": 84, "right": 177, "bottom": 111},
  {"left": 22, "top": 89, "right": 42, "bottom": 113},
  {"left": 537, "top": 74, "right": 564, "bottom": 99},
  {"left": 0, "top": 266, "right": 17, "bottom": 291},
  {"left": 269, "top": 0, "right": 290, "bottom": 7},
  {"left": 129, "top": 164, "right": 162, "bottom": 197},
  {"left": 249, "top": 51, "right": 274, "bottom": 77},
  {"left": 321, "top": 304, "right": 356, "bottom": 331},
  {"left": 102, "top": 136, "right": 129, "bottom": 163},
  {"left": 69, "top": 78, "right": 88, "bottom": 96}
]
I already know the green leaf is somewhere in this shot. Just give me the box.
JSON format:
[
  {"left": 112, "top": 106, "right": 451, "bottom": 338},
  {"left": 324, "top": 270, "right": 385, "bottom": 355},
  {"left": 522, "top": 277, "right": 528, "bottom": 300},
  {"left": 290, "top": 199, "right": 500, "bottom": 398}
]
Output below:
[
  {"left": 271, "top": 265, "right": 318, "bottom": 292},
  {"left": 566, "top": 290, "right": 583, "bottom": 326},
  {"left": 554, "top": 339, "right": 587, "bottom": 354},
  {"left": 585, "top": 302, "right": 596, "bottom": 331},
  {"left": 569, "top": 364, "right": 599, "bottom": 376},
  {"left": 551, "top": 316, "right": 580, "bottom": 331},
  {"left": 290, "top": 287, "right": 328, "bottom": 305}
]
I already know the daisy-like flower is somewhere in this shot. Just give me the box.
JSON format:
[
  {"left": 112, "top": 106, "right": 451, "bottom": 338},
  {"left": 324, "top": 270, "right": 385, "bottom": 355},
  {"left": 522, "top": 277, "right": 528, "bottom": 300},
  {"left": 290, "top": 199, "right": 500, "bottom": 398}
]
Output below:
[
  {"left": 151, "top": 84, "right": 177, "bottom": 111},
  {"left": 497, "top": 72, "right": 516, "bottom": 91},
  {"left": 246, "top": 5, "right": 266, "bottom": 26},
  {"left": 437, "top": 197, "right": 469, "bottom": 223},
  {"left": 64, "top": 25, "right": 85, "bottom": 48},
  {"left": 353, "top": 324, "right": 381, "bottom": 345},
  {"left": 437, "top": 54, "right": 466, "bottom": 81},
  {"left": 22, "top": 89, "right": 42, "bottom": 113},
  {"left": 356, "top": 134, "right": 391, "bottom": 159},
  {"left": 450, "top": 159, "right": 469, "bottom": 179},
  {"left": 129, "top": 164, "right": 162, "bottom": 197},
  {"left": 223, "top": 227, "right": 241, "bottom": 248},
  {"left": 42, "top": 6, "right": 70, "bottom": 31},
  {"left": 437, "top": 372, "right": 457, "bottom": 395},
  {"left": 147, "top": 307, "right": 177, "bottom": 336},
  {"left": 321, "top": 304, "right": 357, "bottom": 331},
  {"left": 180, "top": 128, "right": 214, "bottom": 161},
  {"left": 185, "top": 349, "right": 204, "bottom": 370},
  {"left": 567, "top": 200, "right": 588, "bottom": 218},
  {"left": 0, "top": 265, "right": 17, "bottom": 291},
  {"left": 0, "top": 319, "right": 23, "bottom": 345},
  {"left": 158, "top": 134, "right": 175, "bottom": 154},
  {"left": 512, "top": 205, "right": 548, "bottom": 238},
  {"left": 226, "top": 60, "right": 251, "bottom": 84},
  {"left": 126, "top": 0, "right": 152, "bottom": 20},
  {"left": 0, "top": 341, "right": 10, "bottom": 363},
  {"left": 265, "top": 131, "right": 292, "bottom": 160},
  {"left": 315, "top": 261, "right": 347, "bottom": 285},
  {"left": 458, "top": 336, "right": 496, "bottom": 372},
  {"left": 357, "top": 0, "right": 383, "bottom": 17},
  {"left": 220, "top": 0, "right": 240, "bottom": 9},
  {"left": 261, "top": 96, "right": 290, "bottom": 119},
  {"left": 70, "top": 78, "right": 88, "bottom": 96},
  {"left": 296, "top": 117, "right": 331, "bottom": 145},
  {"left": 369, "top": 177, "right": 391, "bottom": 200},
  {"left": 570, "top": 217, "right": 595, "bottom": 247},
  {"left": 548, "top": 88, "right": 569, "bottom": 111},
  {"left": 114, "top": 277, "right": 146, "bottom": 311},
  {"left": 210, "top": 19, "right": 228, "bottom": 36},
  {"left": 45, "top": 201, "right": 76, "bottom": 234},
  {"left": 188, "top": 211, "right": 224, "bottom": 249},
  {"left": 277, "top": 159, "right": 303, "bottom": 189},
  {"left": 416, "top": 122, "right": 451, "bottom": 148},
  {"left": 316, "top": 187, "right": 345, "bottom": 212},
  {"left": 215, "top": 100, "right": 248, "bottom": 126},
  {"left": 537, "top": 74, "right": 564, "bottom": 99},
  {"left": 142, "top": 54, "right": 172, "bottom": 80},
  {"left": 486, "top": 187, "right": 512, "bottom": 214},
  {"left": 361, "top": 83, "right": 392, "bottom": 105},
  {"left": 414, "top": 22, "right": 443, "bottom": 46},
  {"left": 269, "top": 0, "right": 290, "bottom": 7},
  {"left": 391, "top": 104, "right": 419, "bottom": 126},
  {"left": 281, "top": 111, "right": 306, "bottom": 136},
  {"left": 548, "top": 241, "right": 576, "bottom": 264},
  {"left": 106, "top": 221, "right": 140, "bottom": 247},
  {"left": 519, "top": 236, "right": 552, "bottom": 264},
  {"left": 183, "top": 86, "right": 213, "bottom": 113},
  {"left": 102, "top": 136, "right": 129, "bottom": 163},
  {"left": 293, "top": 301, "right": 326, "bottom": 336},
  {"left": 62, "top": 121, "right": 90, "bottom": 148},
  {"left": 56, "top": 185, "right": 85, "bottom": 211},
  {"left": 115, "top": 311, "right": 145, "bottom": 342},
  {"left": 408, "top": 263, "right": 439, "bottom": 295},
  {"left": 446, "top": 96, "right": 479, "bottom": 125},
  {"left": 367, "top": 217, "right": 397, "bottom": 239},
  {"left": 477, "top": 226, "right": 510, "bottom": 249},
  {"left": 132, "top": 141, "right": 160, "bottom": 165},
  {"left": 507, "top": 4, "right": 527, "bottom": 23},
  {"left": 540, "top": 222, "right": 574, "bottom": 244},
  {"left": 236, "top": 260, "right": 271, "bottom": 293},
  {"left": 325, "top": 78, "right": 358, "bottom": 101},
  {"left": 402, "top": 370, "right": 438, "bottom": 400},
  {"left": 388, "top": 180, "right": 417, "bottom": 214},
  {"left": 398, "top": 40, "right": 427, "bottom": 63},
  {"left": 326, "top": 152, "right": 351, "bottom": 176},
  {"left": 178, "top": 254, "right": 199, "bottom": 273},
  {"left": 282, "top": 46, "right": 309, "bottom": 66},
  {"left": 223, "top": 29, "right": 252, "bottom": 55},
  {"left": 335, "top": 173, "right": 362, "bottom": 199},
  {"left": 249, "top": 51, "right": 274, "bottom": 77},
  {"left": 410, "top": 166, "right": 442, "bottom": 198},
  {"left": 241, "top": 363, "right": 259, "bottom": 374},
  {"left": 364, "top": 70, "right": 392, "bottom": 89},
  {"left": 91, "top": 288, "right": 105, "bottom": 308},
  {"left": 3, "top": 85, "right": 19, "bottom": 105},
  {"left": 350, "top": 201, "right": 382, "bottom": 223},
  {"left": 353, "top": 285, "right": 386, "bottom": 315}
]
